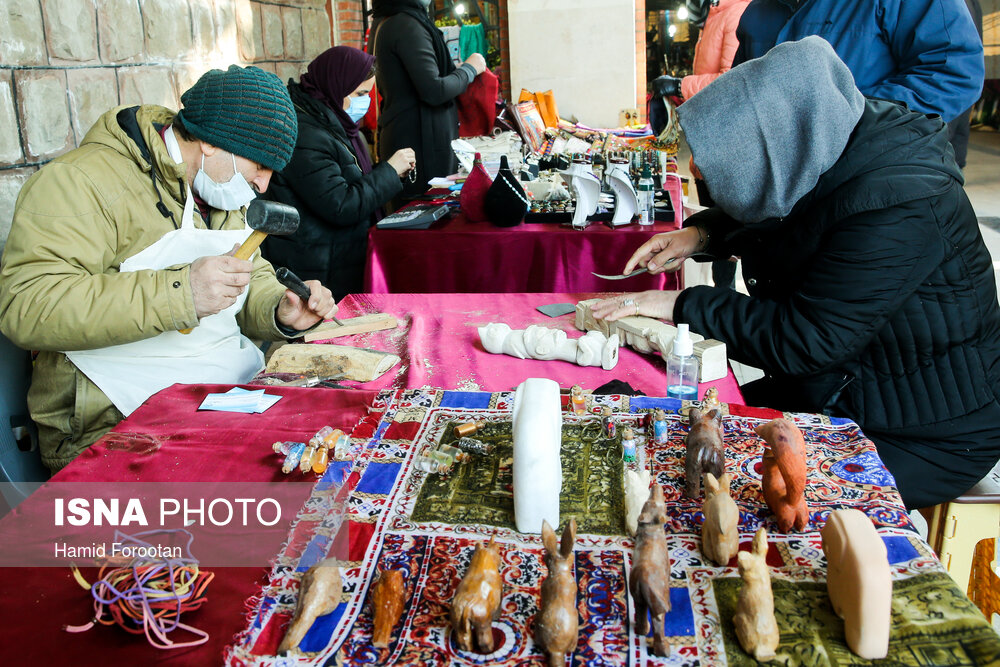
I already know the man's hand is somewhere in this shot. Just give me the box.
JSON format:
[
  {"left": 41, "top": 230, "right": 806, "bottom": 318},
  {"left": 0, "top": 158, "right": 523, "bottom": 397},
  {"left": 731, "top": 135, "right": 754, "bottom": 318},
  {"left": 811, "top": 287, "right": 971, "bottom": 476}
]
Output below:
[
  {"left": 464, "top": 53, "right": 487, "bottom": 76},
  {"left": 190, "top": 245, "right": 252, "bottom": 319},
  {"left": 623, "top": 226, "right": 704, "bottom": 275},
  {"left": 276, "top": 280, "right": 338, "bottom": 332},
  {"left": 591, "top": 290, "right": 680, "bottom": 323}
]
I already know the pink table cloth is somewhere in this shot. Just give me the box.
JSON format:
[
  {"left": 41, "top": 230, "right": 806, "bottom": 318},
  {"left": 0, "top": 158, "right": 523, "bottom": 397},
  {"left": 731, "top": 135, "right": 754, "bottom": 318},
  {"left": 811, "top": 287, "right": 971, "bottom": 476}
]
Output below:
[
  {"left": 364, "top": 211, "right": 683, "bottom": 294},
  {"left": 327, "top": 292, "right": 742, "bottom": 403}
]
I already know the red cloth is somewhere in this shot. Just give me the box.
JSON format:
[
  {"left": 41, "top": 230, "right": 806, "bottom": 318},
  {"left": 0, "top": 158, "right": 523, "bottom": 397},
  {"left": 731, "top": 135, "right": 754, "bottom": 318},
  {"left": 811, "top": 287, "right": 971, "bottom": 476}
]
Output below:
[
  {"left": 456, "top": 69, "right": 499, "bottom": 137},
  {"left": 365, "top": 209, "right": 684, "bottom": 293},
  {"left": 0, "top": 385, "right": 377, "bottom": 665},
  {"left": 326, "top": 292, "right": 744, "bottom": 403}
]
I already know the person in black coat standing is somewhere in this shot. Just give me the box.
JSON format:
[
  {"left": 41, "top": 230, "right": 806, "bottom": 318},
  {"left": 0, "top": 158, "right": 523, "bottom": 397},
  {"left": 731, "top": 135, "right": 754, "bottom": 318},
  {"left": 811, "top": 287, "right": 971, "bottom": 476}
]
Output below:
[
  {"left": 264, "top": 47, "right": 415, "bottom": 300},
  {"left": 594, "top": 37, "right": 1000, "bottom": 510},
  {"left": 368, "top": 0, "right": 486, "bottom": 203}
]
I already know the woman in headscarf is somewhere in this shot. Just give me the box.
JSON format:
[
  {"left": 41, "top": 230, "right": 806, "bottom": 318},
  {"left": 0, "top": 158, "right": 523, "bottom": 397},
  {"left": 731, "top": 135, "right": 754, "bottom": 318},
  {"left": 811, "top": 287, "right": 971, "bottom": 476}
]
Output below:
[
  {"left": 263, "top": 46, "right": 415, "bottom": 300},
  {"left": 594, "top": 37, "right": 1000, "bottom": 510},
  {"left": 368, "top": 0, "right": 486, "bottom": 204}
]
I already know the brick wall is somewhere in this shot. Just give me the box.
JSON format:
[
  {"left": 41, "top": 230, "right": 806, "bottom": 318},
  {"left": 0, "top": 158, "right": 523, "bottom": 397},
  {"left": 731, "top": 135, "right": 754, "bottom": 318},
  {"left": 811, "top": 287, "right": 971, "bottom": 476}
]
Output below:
[
  {"left": 331, "top": 0, "right": 365, "bottom": 48},
  {"left": 0, "top": 0, "right": 334, "bottom": 253}
]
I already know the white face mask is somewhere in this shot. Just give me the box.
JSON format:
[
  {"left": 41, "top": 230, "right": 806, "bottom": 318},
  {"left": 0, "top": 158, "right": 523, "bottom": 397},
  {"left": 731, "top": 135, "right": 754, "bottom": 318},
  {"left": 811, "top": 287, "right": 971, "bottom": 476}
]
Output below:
[
  {"left": 346, "top": 95, "right": 371, "bottom": 123},
  {"left": 192, "top": 152, "right": 257, "bottom": 211}
]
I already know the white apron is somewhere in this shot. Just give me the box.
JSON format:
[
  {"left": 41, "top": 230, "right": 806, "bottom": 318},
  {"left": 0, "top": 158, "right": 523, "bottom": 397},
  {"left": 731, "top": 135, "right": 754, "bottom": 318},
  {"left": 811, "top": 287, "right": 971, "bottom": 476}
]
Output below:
[{"left": 64, "top": 128, "right": 264, "bottom": 416}]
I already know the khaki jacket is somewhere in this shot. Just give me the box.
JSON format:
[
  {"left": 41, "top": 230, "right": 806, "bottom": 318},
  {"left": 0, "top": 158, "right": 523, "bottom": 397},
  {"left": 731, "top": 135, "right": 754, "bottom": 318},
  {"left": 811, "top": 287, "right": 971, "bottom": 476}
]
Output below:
[{"left": 0, "top": 105, "right": 289, "bottom": 471}]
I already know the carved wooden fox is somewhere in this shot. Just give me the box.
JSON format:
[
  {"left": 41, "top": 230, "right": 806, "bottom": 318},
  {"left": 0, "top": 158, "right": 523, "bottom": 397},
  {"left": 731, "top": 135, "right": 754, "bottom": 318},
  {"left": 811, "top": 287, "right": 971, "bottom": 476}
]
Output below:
[
  {"left": 734, "top": 527, "right": 780, "bottom": 661},
  {"left": 628, "top": 484, "right": 672, "bottom": 656},
  {"left": 371, "top": 569, "right": 405, "bottom": 649},
  {"left": 756, "top": 418, "right": 809, "bottom": 532}
]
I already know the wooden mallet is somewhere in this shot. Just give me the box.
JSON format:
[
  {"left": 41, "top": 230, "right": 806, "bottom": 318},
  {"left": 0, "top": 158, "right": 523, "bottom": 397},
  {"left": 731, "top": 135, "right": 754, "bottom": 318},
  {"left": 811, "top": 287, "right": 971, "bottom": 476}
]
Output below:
[{"left": 179, "top": 199, "right": 299, "bottom": 334}]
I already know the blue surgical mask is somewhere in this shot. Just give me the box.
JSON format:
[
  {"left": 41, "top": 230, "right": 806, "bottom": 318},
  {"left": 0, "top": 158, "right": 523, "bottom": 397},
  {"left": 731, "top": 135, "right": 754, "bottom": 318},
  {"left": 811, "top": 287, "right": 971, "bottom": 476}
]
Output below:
[
  {"left": 192, "top": 152, "right": 257, "bottom": 211},
  {"left": 346, "top": 95, "right": 371, "bottom": 123}
]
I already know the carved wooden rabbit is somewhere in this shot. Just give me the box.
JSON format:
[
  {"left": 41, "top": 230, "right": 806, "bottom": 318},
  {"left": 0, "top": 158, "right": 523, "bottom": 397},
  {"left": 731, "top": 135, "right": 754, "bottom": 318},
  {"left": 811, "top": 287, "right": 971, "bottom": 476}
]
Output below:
[
  {"left": 536, "top": 519, "right": 579, "bottom": 667},
  {"left": 278, "top": 558, "right": 342, "bottom": 654},
  {"left": 757, "top": 418, "right": 809, "bottom": 532},
  {"left": 371, "top": 569, "right": 405, "bottom": 649},
  {"left": 628, "top": 484, "right": 672, "bottom": 657},
  {"left": 685, "top": 408, "right": 725, "bottom": 498},
  {"left": 733, "top": 527, "right": 780, "bottom": 661},
  {"left": 701, "top": 472, "right": 739, "bottom": 566},
  {"left": 451, "top": 536, "right": 503, "bottom": 653}
]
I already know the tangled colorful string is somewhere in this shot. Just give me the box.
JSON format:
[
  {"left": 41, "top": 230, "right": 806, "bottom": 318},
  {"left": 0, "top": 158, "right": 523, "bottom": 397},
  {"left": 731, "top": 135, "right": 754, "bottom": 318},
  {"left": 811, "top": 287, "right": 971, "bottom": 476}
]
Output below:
[{"left": 64, "top": 529, "right": 214, "bottom": 650}]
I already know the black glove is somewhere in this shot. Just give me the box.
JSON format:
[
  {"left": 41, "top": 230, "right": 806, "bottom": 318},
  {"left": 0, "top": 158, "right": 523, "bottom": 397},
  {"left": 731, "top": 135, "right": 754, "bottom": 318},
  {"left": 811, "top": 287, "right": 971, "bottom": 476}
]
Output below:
[{"left": 652, "top": 75, "right": 682, "bottom": 98}]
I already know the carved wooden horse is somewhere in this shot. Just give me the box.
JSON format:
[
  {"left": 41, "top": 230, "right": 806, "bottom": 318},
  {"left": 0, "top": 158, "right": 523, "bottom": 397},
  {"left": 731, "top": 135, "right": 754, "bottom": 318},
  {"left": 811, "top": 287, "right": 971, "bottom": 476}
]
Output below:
[
  {"left": 685, "top": 408, "right": 724, "bottom": 498},
  {"left": 451, "top": 536, "right": 503, "bottom": 653},
  {"left": 628, "top": 484, "right": 672, "bottom": 656}
]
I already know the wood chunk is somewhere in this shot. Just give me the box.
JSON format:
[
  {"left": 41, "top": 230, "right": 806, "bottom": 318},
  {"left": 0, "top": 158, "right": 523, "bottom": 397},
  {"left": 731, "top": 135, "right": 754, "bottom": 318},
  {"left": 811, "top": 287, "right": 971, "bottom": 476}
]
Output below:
[
  {"left": 303, "top": 313, "right": 399, "bottom": 342},
  {"left": 694, "top": 339, "right": 728, "bottom": 382},
  {"left": 266, "top": 343, "right": 400, "bottom": 382}
]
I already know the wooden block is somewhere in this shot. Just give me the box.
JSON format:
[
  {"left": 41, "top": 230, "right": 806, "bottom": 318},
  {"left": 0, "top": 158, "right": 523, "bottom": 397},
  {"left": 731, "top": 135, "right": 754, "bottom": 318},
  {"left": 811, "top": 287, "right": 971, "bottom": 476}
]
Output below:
[
  {"left": 694, "top": 339, "right": 728, "bottom": 382},
  {"left": 266, "top": 343, "right": 400, "bottom": 382},
  {"left": 303, "top": 313, "right": 399, "bottom": 342}
]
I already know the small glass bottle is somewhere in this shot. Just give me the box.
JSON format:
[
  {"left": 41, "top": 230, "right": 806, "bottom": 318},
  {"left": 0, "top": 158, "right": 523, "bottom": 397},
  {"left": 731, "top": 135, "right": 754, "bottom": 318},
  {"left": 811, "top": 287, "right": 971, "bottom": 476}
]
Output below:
[
  {"left": 281, "top": 442, "right": 306, "bottom": 474},
  {"left": 666, "top": 323, "right": 699, "bottom": 400},
  {"left": 637, "top": 165, "right": 655, "bottom": 226}
]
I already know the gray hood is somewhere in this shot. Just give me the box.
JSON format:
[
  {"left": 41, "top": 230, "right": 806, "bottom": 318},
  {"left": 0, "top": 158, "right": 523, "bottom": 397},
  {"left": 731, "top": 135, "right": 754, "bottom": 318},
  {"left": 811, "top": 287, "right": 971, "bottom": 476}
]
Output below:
[{"left": 678, "top": 36, "right": 865, "bottom": 223}]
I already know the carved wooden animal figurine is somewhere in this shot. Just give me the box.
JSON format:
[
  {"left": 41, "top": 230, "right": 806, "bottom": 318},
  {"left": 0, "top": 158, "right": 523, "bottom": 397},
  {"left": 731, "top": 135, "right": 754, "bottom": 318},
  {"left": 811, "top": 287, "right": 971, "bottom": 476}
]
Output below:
[
  {"left": 757, "top": 418, "right": 809, "bottom": 532},
  {"left": 702, "top": 386, "right": 721, "bottom": 412},
  {"left": 278, "top": 558, "right": 342, "bottom": 654},
  {"left": 536, "top": 519, "right": 579, "bottom": 666},
  {"left": 685, "top": 408, "right": 724, "bottom": 498},
  {"left": 822, "top": 509, "right": 891, "bottom": 659},
  {"left": 451, "top": 536, "right": 503, "bottom": 653},
  {"left": 628, "top": 484, "right": 672, "bottom": 657},
  {"left": 701, "top": 472, "right": 739, "bottom": 566},
  {"left": 733, "top": 528, "right": 780, "bottom": 661},
  {"left": 371, "top": 569, "right": 406, "bottom": 649},
  {"left": 624, "top": 468, "right": 652, "bottom": 536}
]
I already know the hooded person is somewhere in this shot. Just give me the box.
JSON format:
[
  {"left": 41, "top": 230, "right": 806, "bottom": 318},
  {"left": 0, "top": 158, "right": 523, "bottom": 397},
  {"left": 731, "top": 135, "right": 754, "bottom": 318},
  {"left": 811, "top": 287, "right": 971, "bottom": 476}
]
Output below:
[
  {"left": 367, "top": 0, "right": 487, "bottom": 205},
  {"left": 263, "top": 46, "right": 416, "bottom": 300},
  {"left": 0, "top": 65, "right": 339, "bottom": 472},
  {"left": 592, "top": 37, "right": 1000, "bottom": 509}
]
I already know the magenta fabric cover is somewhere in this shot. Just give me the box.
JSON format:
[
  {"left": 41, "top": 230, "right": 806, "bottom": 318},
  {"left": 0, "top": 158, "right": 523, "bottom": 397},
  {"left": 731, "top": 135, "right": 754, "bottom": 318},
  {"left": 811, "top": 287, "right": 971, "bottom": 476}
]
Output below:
[
  {"left": 365, "top": 210, "right": 684, "bottom": 293},
  {"left": 324, "top": 292, "right": 742, "bottom": 402}
]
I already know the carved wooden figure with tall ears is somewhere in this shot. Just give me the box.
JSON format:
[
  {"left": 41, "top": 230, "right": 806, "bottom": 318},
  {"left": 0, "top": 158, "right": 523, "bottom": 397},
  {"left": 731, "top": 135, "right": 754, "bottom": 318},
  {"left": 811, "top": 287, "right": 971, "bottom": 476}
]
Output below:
[
  {"left": 371, "top": 569, "right": 406, "bottom": 650},
  {"left": 701, "top": 472, "right": 740, "bottom": 566},
  {"left": 628, "top": 484, "right": 672, "bottom": 656},
  {"left": 734, "top": 528, "right": 780, "bottom": 661},
  {"left": 536, "top": 519, "right": 579, "bottom": 666},
  {"left": 451, "top": 536, "right": 503, "bottom": 653}
]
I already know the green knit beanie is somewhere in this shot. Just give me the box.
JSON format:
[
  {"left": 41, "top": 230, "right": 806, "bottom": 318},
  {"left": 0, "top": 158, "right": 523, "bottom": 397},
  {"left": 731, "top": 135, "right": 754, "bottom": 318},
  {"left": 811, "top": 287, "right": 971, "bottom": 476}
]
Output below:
[{"left": 176, "top": 65, "right": 297, "bottom": 171}]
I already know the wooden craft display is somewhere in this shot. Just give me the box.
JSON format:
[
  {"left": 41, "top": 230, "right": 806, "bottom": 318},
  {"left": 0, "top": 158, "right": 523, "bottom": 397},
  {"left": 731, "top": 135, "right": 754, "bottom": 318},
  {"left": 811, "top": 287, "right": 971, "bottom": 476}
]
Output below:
[
  {"left": 574, "top": 299, "right": 728, "bottom": 382},
  {"left": 278, "top": 558, "right": 342, "bottom": 654},
  {"left": 733, "top": 528, "right": 780, "bottom": 661},
  {"left": 684, "top": 407, "right": 725, "bottom": 498},
  {"left": 822, "top": 509, "right": 891, "bottom": 659},
  {"left": 629, "top": 484, "right": 672, "bottom": 656},
  {"left": 757, "top": 418, "right": 809, "bottom": 533},
  {"left": 303, "top": 313, "right": 399, "bottom": 342},
  {"left": 536, "top": 519, "right": 579, "bottom": 666},
  {"left": 451, "top": 536, "right": 503, "bottom": 653},
  {"left": 266, "top": 343, "right": 401, "bottom": 382},
  {"left": 701, "top": 472, "right": 739, "bottom": 566}
]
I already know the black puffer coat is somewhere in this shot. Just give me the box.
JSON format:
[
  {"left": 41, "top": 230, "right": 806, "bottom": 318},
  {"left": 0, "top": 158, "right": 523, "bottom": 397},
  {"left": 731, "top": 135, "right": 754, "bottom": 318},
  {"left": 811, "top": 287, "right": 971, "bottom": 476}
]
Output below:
[
  {"left": 369, "top": 1, "right": 477, "bottom": 200},
  {"left": 675, "top": 100, "right": 1000, "bottom": 503},
  {"left": 263, "top": 83, "right": 401, "bottom": 300}
]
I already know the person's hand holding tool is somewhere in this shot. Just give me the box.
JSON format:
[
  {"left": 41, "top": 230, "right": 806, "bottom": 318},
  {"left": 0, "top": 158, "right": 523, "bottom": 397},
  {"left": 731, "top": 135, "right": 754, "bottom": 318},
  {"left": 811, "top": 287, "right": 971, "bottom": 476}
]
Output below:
[
  {"left": 622, "top": 226, "right": 706, "bottom": 276},
  {"left": 189, "top": 244, "right": 251, "bottom": 319}
]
